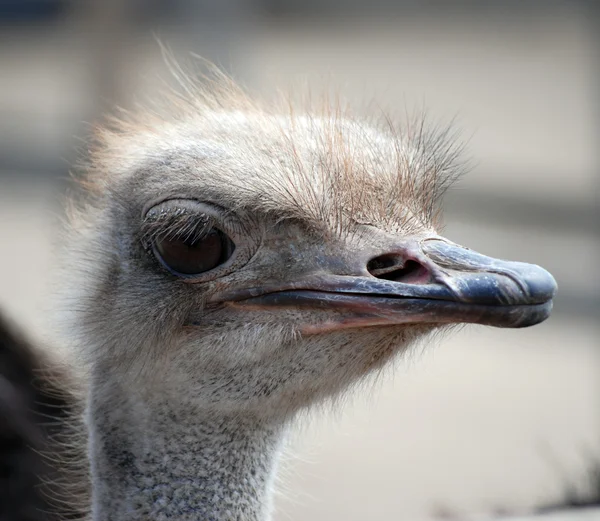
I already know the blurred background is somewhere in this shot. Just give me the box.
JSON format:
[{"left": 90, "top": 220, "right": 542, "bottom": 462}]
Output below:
[{"left": 0, "top": 1, "right": 598, "bottom": 519}]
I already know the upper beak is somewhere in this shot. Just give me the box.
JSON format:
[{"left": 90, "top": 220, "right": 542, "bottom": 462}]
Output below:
[{"left": 211, "top": 237, "right": 557, "bottom": 331}]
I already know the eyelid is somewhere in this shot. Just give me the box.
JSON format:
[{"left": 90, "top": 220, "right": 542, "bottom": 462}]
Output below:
[
  {"left": 141, "top": 199, "right": 225, "bottom": 247},
  {"left": 141, "top": 196, "right": 229, "bottom": 219},
  {"left": 144, "top": 199, "right": 220, "bottom": 221}
]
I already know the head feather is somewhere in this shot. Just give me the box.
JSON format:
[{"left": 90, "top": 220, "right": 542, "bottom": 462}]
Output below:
[{"left": 69, "top": 57, "right": 467, "bottom": 239}]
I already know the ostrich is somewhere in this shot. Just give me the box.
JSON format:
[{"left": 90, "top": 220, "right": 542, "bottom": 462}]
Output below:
[{"left": 0, "top": 71, "right": 557, "bottom": 521}]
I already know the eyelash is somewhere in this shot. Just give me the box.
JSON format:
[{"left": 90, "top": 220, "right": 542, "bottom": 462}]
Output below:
[{"left": 140, "top": 210, "right": 216, "bottom": 251}]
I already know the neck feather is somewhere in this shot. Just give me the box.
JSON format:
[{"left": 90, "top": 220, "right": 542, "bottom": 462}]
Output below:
[{"left": 87, "top": 374, "right": 285, "bottom": 521}]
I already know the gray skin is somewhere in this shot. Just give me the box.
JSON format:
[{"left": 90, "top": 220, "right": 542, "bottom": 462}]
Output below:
[{"left": 62, "top": 92, "right": 557, "bottom": 520}]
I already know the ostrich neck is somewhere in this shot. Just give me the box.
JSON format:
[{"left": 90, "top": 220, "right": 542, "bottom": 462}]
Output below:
[{"left": 87, "top": 373, "right": 285, "bottom": 521}]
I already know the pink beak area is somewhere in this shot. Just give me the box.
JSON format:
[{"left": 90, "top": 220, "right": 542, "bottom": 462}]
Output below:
[{"left": 209, "top": 238, "right": 557, "bottom": 334}]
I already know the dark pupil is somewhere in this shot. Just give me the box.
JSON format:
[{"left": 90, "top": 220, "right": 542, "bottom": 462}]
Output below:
[{"left": 155, "top": 229, "right": 234, "bottom": 275}]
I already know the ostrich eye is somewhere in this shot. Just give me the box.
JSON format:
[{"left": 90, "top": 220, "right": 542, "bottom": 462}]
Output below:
[{"left": 154, "top": 228, "right": 236, "bottom": 275}]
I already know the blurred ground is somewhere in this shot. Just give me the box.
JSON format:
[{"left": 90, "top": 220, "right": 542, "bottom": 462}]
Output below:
[{"left": 0, "top": 1, "right": 598, "bottom": 520}]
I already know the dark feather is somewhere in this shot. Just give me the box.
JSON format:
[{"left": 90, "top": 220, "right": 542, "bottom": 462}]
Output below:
[{"left": 0, "top": 312, "right": 84, "bottom": 521}]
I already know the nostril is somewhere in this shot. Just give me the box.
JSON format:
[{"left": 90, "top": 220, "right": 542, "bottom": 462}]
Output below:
[{"left": 367, "top": 255, "right": 430, "bottom": 284}]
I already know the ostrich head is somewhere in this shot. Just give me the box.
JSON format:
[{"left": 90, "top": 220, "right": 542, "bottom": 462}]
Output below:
[
  {"left": 65, "top": 75, "right": 556, "bottom": 519},
  {"left": 70, "top": 81, "right": 557, "bottom": 417}
]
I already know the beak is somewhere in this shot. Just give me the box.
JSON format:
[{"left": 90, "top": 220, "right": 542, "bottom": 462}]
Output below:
[{"left": 212, "top": 237, "right": 557, "bottom": 332}]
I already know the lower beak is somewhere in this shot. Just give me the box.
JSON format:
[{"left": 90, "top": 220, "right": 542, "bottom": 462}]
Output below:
[{"left": 216, "top": 238, "right": 557, "bottom": 331}]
